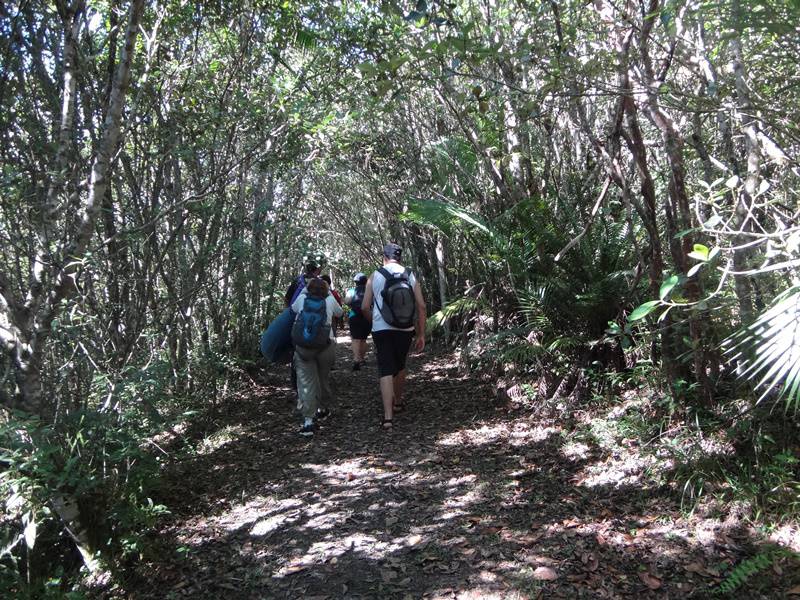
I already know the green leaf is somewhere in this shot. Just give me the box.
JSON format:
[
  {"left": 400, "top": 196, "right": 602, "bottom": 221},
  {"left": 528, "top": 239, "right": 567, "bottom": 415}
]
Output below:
[
  {"left": 659, "top": 275, "right": 679, "bottom": 300},
  {"left": 687, "top": 262, "right": 704, "bottom": 277},
  {"left": 24, "top": 516, "right": 36, "bottom": 550},
  {"left": 675, "top": 228, "right": 699, "bottom": 239},
  {"left": 688, "top": 244, "right": 710, "bottom": 261},
  {"left": 725, "top": 175, "right": 740, "bottom": 188},
  {"left": 628, "top": 300, "right": 661, "bottom": 322},
  {"left": 356, "top": 62, "right": 377, "bottom": 77}
]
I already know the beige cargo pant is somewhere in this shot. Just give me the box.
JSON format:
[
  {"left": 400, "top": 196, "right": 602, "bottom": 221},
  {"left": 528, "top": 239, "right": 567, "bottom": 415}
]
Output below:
[{"left": 294, "top": 342, "right": 336, "bottom": 419}]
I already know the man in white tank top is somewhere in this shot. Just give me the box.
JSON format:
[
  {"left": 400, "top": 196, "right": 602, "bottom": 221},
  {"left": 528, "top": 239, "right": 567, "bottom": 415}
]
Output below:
[{"left": 362, "top": 243, "right": 426, "bottom": 430}]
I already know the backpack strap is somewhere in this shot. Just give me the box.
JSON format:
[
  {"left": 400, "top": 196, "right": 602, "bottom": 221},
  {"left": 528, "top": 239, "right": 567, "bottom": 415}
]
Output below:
[{"left": 378, "top": 267, "right": 411, "bottom": 280}]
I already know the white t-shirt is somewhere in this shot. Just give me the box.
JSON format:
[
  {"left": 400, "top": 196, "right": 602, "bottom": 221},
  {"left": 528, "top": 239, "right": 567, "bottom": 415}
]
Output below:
[
  {"left": 370, "top": 263, "right": 417, "bottom": 333},
  {"left": 291, "top": 290, "right": 344, "bottom": 341}
]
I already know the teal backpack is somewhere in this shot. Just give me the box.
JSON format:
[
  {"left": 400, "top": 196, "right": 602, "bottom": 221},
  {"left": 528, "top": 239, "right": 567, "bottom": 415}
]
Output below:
[{"left": 291, "top": 294, "right": 330, "bottom": 349}]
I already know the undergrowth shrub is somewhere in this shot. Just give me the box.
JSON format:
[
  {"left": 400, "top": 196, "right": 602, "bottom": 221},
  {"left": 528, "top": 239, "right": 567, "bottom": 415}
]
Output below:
[
  {"left": 0, "top": 401, "right": 169, "bottom": 596},
  {"left": 0, "top": 336, "right": 246, "bottom": 596}
]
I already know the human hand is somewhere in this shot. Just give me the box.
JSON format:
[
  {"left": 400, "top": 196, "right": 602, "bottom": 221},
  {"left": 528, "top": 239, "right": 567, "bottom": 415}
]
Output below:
[{"left": 413, "top": 335, "right": 425, "bottom": 353}]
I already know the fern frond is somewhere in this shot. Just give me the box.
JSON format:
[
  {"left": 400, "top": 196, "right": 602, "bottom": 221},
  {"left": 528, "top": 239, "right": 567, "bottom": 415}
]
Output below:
[{"left": 715, "top": 547, "right": 795, "bottom": 595}]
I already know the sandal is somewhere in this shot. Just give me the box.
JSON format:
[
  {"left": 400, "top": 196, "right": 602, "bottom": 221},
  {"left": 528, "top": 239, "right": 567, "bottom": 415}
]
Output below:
[{"left": 381, "top": 418, "right": 393, "bottom": 430}]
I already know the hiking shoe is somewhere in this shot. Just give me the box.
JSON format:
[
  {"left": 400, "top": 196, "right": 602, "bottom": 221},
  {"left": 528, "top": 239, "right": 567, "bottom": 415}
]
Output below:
[
  {"left": 315, "top": 407, "right": 331, "bottom": 420},
  {"left": 299, "top": 423, "right": 315, "bottom": 437}
]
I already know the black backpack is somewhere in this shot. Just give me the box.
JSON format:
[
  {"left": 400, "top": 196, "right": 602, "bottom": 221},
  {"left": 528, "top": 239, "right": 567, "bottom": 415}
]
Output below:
[
  {"left": 350, "top": 283, "right": 366, "bottom": 313},
  {"left": 378, "top": 267, "right": 416, "bottom": 329},
  {"left": 291, "top": 294, "right": 330, "bottom": 349}
]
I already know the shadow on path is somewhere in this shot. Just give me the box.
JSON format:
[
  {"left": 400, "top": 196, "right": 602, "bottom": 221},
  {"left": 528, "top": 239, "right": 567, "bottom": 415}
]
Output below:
[{"left": 116, "top": 336, "right": 799, "bottom": 599}]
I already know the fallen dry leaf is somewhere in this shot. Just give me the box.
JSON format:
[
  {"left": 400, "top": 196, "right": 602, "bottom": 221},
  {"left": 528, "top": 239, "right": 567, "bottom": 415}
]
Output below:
[
  {"left": 638, "top": 571, "right": 662, "bottom": 590},
  {"left": 533, "top": 566, "right": 558, "bottom": 581},
  {"left": 787, "top": 585, "right": 800, "bottom": 596},
  {"left": 685, "top": 561, "right": 705, "bottom": 575},
  {"left": 519, "top": 531, "right": 544, "bottom": 544},
  {"left": 481, "top": 525, "right": 503, "bottom": 534},
  {"left": 581, "top": 552, "right": 599, "bottom": 572}
]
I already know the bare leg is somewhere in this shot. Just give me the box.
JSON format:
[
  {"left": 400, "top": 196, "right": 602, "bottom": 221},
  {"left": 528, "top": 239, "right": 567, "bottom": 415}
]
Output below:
[
  {"left": 393, "top": 369, "right": 406, "bottom": 408},
  {"left": 350, "top": 339, "right": 360, "bottom": 363},
  {"left": 357, "top": 339, "right": 367, "bottom": 362},
  {"left": 380, "top": 375, "right": 394, "bottom": 420}
]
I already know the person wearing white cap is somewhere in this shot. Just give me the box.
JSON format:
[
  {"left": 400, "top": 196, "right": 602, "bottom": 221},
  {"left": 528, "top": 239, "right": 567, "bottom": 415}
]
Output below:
[{"left": 344, "top": 272, "right": 371, "bottom": 370}]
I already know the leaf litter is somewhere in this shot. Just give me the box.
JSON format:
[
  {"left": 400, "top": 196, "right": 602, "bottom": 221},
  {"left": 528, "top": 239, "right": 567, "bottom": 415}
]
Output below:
[{"left": 104, "top": 340, "right": 800, "bottom": 599}]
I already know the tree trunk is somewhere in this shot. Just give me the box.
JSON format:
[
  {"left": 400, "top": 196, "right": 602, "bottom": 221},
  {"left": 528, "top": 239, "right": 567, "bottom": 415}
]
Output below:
[{"left": 435, "top": 235, "right": 450, "bottom": 342}]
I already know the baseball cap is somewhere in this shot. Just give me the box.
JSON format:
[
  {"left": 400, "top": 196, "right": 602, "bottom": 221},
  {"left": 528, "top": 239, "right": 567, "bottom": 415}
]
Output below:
[
  {"left": 382, "top": 243, "right": 402, "bottom": 260},
  {"left": 353, "top": 272, "right": 367, "bottom": 282}
]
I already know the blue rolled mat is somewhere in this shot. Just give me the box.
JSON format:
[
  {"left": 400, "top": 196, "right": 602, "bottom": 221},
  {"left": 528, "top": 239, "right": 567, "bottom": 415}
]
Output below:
[{"left": 260, "top": 307, "right": 294, "bottom": 363}]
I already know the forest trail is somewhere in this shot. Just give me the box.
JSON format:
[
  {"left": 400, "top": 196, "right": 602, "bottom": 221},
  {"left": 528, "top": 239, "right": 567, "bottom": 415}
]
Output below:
[{"left": 123, "top": 336, "right": 790, "bottom": 599}]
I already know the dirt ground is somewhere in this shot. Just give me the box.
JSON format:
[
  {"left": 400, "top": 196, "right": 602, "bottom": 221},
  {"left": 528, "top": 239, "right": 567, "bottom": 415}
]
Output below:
[{"left": 109, "top": 335, "right": 800, "bottom": 599}]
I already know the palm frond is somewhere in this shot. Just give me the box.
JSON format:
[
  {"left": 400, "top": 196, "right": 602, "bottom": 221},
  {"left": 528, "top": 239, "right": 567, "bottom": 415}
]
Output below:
[
  {"left": 725, "top": 285, "right": 800, "bottom": 412},
  {"left": 401, "top": 198, "right": 500, "bottom": 243},
  {"left": 426, "top": 296, "right": 486, "bottom": 333}
]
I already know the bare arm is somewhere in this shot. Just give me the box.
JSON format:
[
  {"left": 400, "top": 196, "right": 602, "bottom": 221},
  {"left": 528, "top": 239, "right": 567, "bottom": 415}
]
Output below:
[
  {"left": 413, "top": 281, "right": 426, "bottom": 352},
  {"left": 329, "top": 294, "right": 344, "bottom": 318},
  {"left": 361, "top": 275, "right": 374, "bottom": 322}
]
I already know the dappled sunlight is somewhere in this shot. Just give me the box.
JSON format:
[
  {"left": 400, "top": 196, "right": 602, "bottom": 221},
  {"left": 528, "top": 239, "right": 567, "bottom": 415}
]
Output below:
[
  {"left": 575, "top": 454, "right": 655, "bottom": 488},
  {"left": 437, "top": 421, "right": 560, "bottom": 448},
  {"left": 200, "top": 496, "right": 306, "bottom": 536},
  {"left": 437, "top": 475, "right": 486, "bottom": 520},
  {"left": 770, "top": 524, "right": 800, "bottom": 552},
  {"left": 195, "top": 424, "right": 248, "bottom": 456},
  {"left": 273, "top": 533, "right": 411, "bottom": 577},
  {"left": 562, "top": 440, "right": 592, "bottom": 461},
  {"left": 300, "top": 457, "right": 402, "bottom": 485},
  {"left": 135, "top": 341, "right": 800, "bottom": 599},
  {"left": 251, "top": 511, "right": 303, "bottom": 536}
]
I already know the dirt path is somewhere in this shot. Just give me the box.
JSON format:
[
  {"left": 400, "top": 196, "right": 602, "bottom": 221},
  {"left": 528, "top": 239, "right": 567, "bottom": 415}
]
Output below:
[{"left": 119, "top": 336, "right": 797, "bottom": 599}]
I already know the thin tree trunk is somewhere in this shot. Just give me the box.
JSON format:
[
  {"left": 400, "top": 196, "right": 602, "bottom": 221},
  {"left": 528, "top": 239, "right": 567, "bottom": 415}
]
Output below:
[
  {"left": 435, "top": 235, "right": 450, "bottom": 342},
  {"left": 730, "top": 32, "right": 757, "bottom": 324}
]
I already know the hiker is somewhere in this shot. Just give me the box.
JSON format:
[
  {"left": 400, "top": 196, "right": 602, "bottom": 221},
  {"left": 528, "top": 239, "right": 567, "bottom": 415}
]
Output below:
[
  {"left": 344, "top": 272, "right": 371, "bottom": 370},
  {"left": 361, "top": 243, "right": 426, "bottom": 430},
  {"left": 291, "top": 276, "right": 343, "bottom": 436},
  {"left": 320, "top": 274, "right": 343, "bottom": 337},
  {"left": 283, "top": 262, "right": 321, "bottom": 396},
  {"left": 285, "top": 261, "right": 321, "bottom": 308}
]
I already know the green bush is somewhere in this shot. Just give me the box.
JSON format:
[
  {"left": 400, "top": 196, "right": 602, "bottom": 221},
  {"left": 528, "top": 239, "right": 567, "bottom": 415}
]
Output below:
[{"left": 0, "top": 405, "right": 168, "bottom": 596}]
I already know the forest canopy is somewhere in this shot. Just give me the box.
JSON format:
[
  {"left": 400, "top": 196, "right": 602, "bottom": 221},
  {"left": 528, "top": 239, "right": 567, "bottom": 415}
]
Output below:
[{"left": 1, "top": 0, "right": 799, "bottom": 596}]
